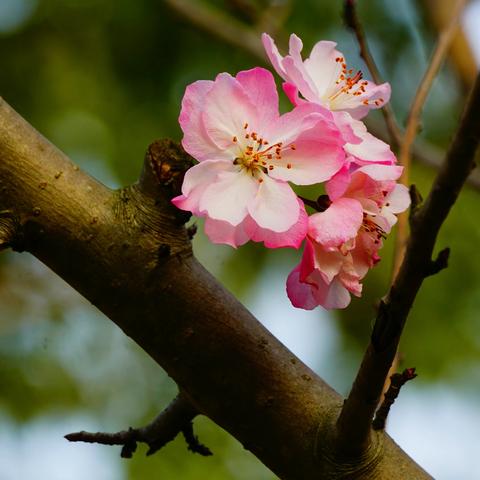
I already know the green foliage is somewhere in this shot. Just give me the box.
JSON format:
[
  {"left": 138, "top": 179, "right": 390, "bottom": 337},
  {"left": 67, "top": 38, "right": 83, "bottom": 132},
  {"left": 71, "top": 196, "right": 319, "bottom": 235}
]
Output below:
[{"left": 0, "top": 0, "right": 477, "bottom": 478}]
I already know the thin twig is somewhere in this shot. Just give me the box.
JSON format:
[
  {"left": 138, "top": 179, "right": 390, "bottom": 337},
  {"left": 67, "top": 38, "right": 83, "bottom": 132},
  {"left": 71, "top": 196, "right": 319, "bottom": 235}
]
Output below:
[
  {"left": 392, "top": 0, "right": 467, "bottom": 279},
  {"left": 182, "top": 421, "right": 213, "bottom": 456},
  {"left": 65, "top": 393, "right": 210, "bottom": 458},
  {"left": 343, "top": 0, "right": 403, "bottom": 150},
  {"left": 336, "top": 72, "right": 480, "bottom": 456},
  {"left": 165, "top": 0, "right": 265, "bottom": 59},
  {"left": 366, "top": 117, "right": 480, "bottom": 190},
  {"left": 372, "top": 368, "right": 417, "bottom": 430}
]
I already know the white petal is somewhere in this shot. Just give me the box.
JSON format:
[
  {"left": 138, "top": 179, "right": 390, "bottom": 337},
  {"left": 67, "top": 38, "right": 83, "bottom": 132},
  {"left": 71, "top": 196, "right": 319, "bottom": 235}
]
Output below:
[
  {"left": 248, "top": 174, "right": 299, "bottom": 232},
  {"left": 199, "top": 170, "right": 258, "bottom": 225}
]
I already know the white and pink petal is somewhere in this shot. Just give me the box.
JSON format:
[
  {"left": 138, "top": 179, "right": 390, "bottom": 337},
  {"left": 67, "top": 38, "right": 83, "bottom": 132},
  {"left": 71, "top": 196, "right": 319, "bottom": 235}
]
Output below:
[{"left": 247, "top": 174, "right": 299, "bottom": 232}]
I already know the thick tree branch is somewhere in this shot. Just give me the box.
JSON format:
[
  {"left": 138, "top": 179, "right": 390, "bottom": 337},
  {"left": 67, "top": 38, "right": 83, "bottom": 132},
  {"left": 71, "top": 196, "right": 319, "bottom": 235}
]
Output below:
[
  {"left": 0, "top": 97, "right": 432, "bottom": 479},
  {"left": 65, "top": 393, "right": 209, "bottom": 458},
  {"left": 337, "top": 73, "right": 480, "bottom": 456},
  {"left": 0, "top": 211, "right": 19, "bottom": 251}
]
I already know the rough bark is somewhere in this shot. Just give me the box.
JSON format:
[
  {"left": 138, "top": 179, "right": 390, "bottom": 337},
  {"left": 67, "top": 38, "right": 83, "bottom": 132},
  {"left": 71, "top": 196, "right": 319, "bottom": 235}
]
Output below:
[{"left": 0, "top": 97, "right": 432, "bottom": 479}]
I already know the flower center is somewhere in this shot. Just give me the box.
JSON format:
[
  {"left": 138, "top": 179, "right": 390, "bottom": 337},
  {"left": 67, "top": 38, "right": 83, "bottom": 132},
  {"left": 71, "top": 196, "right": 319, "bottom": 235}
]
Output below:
[
  {"left": 362, "top": 213, "right": 386, "bottom": 245},
  {"left": 231, "top": 123, "right": 295, "bottom": 182},
  {"left": 328, "top": 56, "right": 384, "bottom": 108}
]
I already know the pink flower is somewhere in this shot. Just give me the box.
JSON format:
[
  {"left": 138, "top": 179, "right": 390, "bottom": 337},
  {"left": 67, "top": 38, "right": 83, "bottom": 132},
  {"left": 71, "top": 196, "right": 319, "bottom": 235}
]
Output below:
[
  {"left": 173, "top": 67, "right": 346, "bottom": 248},
  {"left": 286, "top": 200, "right": 367, "bottom": 310},
  {"left": 262, "top": 33, "right": 391, "bottom": 120},
  {"left": 287, "top": 164, "right": 410, "bottom": 310},
  {"left": 326, "top": 164, "right": 410, "bottom": 234}
]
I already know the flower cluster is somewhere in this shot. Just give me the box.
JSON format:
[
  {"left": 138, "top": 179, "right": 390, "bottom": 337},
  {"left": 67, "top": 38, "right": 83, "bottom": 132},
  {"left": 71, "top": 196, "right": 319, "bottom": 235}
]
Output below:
[{"left": 173, "top": 33, "right": 410, "bottom": 310}]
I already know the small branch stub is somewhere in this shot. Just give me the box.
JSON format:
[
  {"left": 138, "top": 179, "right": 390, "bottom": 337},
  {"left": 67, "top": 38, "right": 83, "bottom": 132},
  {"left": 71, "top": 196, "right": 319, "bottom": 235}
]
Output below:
[
  {"left": 408, "top": 184, "right": 423, "bottom": 225},
  {"left": 372, "top": 368, "right": 418, "bottom": 430},
  {"left": 182, "top": 421, "right": 213, "bottom": 456},
  {"left": 426, "top": 247, "right": 450, "bottom": 277},
  {"left": 65, "top": 394, "right": 211, "bottom": 459},
  {"left": 0, "top": 210, "right": 21, "bottom": 252},
  {"left": 139, "top": 139, "right": 194, "bottom": 225}
]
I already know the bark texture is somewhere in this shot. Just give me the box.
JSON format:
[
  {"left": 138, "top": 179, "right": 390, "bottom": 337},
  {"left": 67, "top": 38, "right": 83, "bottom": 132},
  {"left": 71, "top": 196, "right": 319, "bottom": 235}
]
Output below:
[{"left": 0, "top": 97, "right": 432, "bottom": 479}]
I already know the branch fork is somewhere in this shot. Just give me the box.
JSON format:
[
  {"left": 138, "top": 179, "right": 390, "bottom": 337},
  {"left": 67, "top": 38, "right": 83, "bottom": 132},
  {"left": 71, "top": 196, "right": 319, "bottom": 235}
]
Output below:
[{"left": 65, "top": 393, "right": 212, "bottom": 458}]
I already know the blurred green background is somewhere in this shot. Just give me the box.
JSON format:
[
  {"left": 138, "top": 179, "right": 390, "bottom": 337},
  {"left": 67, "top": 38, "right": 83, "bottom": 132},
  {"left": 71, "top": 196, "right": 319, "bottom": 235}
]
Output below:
[{"left": 0, "top": 0, "right": 479, "bottom": 479}]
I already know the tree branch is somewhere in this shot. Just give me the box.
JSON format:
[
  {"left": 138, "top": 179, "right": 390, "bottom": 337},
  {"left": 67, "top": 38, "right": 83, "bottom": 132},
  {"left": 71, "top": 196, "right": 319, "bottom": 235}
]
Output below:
[
  {"left": 393, "top": 0, "right": 467, "bottom": 278},
  {"left": 65, "top": 393, "right": 209, "bottom": 458},
  {"left": 0, "top": 210, "right": 19, "bottom": 251},
  {"left": 0, "top": 97, "right": 432, "bottom": 478},
  {"left": 372, "top": 368, "right": 417, "bottom": 431},
  {"left": 343, "top": 0, "right": 403, "bottom": 150},
  {"left": 337, "top": 72, "right": 480, "bottom": 456},
  {"left": 165, "top": 0, "right": 265, "bottom": 59}
]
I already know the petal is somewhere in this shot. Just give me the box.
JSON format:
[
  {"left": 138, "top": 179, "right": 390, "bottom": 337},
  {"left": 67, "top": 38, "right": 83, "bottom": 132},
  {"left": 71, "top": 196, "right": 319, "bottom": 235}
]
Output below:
[
  {"left": 172, "top": 160, "right": 232, "bottom": 215},
  {"left": 311, "top": 244, "right": 345, "bottom": 284},
  {"left": 336, "top": 253, "right": 363, "bottom": 296},
  {"left": 286, "top": 265, "right": 318, "bottom": 310},
  {"left": 356, "top": 164, "right": 403, "bottom": 181},
  {"left": 347, "top": 82, "right": 392, "bottom": 120},
  {"left": 306, "top": 270, "right": 352, "bottom": 309},
  {"left": 308, "top": 198, "right": 363, "bottom": 248},
  {"left": 299, "top": 237, "right": 316, "bottom": 282},
  {"left": 384, "top": 184, "right": 410, "bottom": 213},
  {"left": 200, "top": 169, "right": 258, "bottom": 225},
  {"left": 236, "top": 67, "right": 279, "bottom": 126},
  {"left": 262, "top": 32, "right": 287, "bottom": 79},
  {"left": 269, "top": 127, "right": 344, "bottom": 185},
  {"left": 266, "top": 102, "right": 331, "bottom": 146},
  {"left": 245, "top": 199, "right": 308, "bottom": 248},
  {"left": 180, "top": 80, "right": 227, "bottom": 161},
  {"left": 304, "top": 40, "right": 343, "bottom": 99},
  {"left": 326, "top": 165, "right": 351, "bottom": 200},
  {"left": 282, "top": 55, "right": 319, "bottom": 103},
  {"left": 333, "top": 111, "right": 363, "bottom": 145},
  {"left": 282, "top": 82, "right": 306, "bottom": 106},
  {"left": 203, "top": 73, "right": 257, "bottom": 150},
  {"left": 204, "top": 217, "right": 251, "bottom": 248},
  {"left": 248, "top": 174, "right": 299, "bottom": 232},
  {"left": 270, "top": 137, "right": 345, "bottom": 185},
  {"left": 345, "top": 119, "right": 396, "bottom": 164}
]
